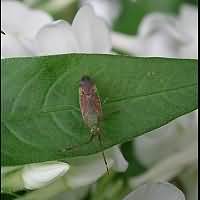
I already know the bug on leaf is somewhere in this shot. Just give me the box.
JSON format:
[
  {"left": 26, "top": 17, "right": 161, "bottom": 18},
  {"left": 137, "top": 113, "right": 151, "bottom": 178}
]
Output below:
[
  {"left": 79, "top": 75, "right": 109, "bottom": 173},
  {"left": 60, "top": 75, "right": 109, "bottom": 173}
]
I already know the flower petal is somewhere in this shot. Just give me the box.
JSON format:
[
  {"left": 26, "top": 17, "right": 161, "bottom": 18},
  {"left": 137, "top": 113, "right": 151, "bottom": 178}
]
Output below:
[
  {"left": 112, "top": 31, "right": 184, "bottom": 58},
  {"left": 65, "top": 154, "right": 113, "bottom": 188},
  {"left": 1, "top": 34, "right": 36, "bottom": 58},
  {"left": 112, "top": 6, "right": 198, "bottom": 58},
  {"left": 138, "top": 13, "right": 186, "bottom": 42},
  {"left": 134, "top": 111, "right": 198, "bottom": 167},
  {"left": 123, "top": 182, "right": 185, "bottom": 200},
  {"left": 138, "top": 33, "right": 182, "bottom": 57},
  {"left": 22, "top": 162, "right": 70, "bottom": 190},
  {"left": 177, "top": 4, "right": 198, "bottom": 59},
  {"left": 178, "top": 4, "right": 198, "bottom": 39},
  {"left": 72, "top": 6, "right": 111, "bottom": 53},
  {"left": 35, "top": 20, "right": 80, "bottom": 55},
  {"left": 107, "top": 145, "right": 128, "bottom": 172},
  {"left": 80, "top": 0, "right": 121, "bottom": 26},
  {"left": 133, "top": 13, "right": 188, "bottom": 57},
  {"left": 130, "top": 144, "right": 197, "bottom": 187},
  {"left": 1, "top": 1, "right": 52, "bottom": 38}
]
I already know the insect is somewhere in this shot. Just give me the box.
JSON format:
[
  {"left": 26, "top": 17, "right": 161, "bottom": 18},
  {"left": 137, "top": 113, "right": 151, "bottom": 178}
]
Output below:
[
  {"left": 61, "top": 75, "right": 109, "bottom": 174},
  {"left": 79, "top": 75, "right": 109, "bottom": 174}
]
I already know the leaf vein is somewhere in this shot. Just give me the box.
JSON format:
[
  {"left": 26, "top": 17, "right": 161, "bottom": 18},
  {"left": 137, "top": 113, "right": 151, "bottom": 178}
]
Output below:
[
  {"left": 42, "top": 70, "right": 70, "bottom": 108},
  {"left": 107, "top": 83, "right": 196, "bottom": 104},
  {"left": 11, "top": 68, "right": 45, "bottom": 114},
  {"left": 2, "top": 121, "right": 39, "bottom": 148}
]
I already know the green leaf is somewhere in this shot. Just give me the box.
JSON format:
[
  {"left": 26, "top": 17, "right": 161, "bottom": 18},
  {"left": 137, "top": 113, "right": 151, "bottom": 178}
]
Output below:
[
  {"left": 1, "top": 192, "right": 20, "bottom": 200},
  {"left": 1, "top": 54, "right": 197, "bottom": 166}
]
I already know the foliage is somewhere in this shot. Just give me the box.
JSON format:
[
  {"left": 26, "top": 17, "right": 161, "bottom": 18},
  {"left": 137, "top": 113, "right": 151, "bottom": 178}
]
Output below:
[{"left": 1, "top": 54, "right": 197, "bottom": 166}]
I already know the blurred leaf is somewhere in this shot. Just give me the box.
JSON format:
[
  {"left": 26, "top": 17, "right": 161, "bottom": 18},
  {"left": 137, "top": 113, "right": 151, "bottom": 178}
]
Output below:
[
  {"left": 1, "top": 192, "right": 20, "bottom": 200},
  {"left": 1, "top": 54, "right": 197, "bottom": 166},
  {"left": 25, "top": 0, "right": 78, "bottom": 21},
  {"left": 52, "top": 1, "right": 78, "bottom": 22},
  {"left": 184, "top": 0, "right": 198, "bottom": 4},
  {"left": 114, "top": 0, "right": 182, "bottom": 34},
  {"left": 90, "top": 172, "right": 130, "bottom": 200},
  {"left": 121, "top": 141, "right": 146, "bottom": 178}
]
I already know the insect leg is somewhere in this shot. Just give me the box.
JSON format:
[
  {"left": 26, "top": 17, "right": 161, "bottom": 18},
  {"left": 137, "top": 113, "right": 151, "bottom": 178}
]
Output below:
[
  {"left": 97, "top": 134, "right": 109, "bottom": 174},
  {"left": 59, "top": 134, "right": 95, "bottom": 153}
]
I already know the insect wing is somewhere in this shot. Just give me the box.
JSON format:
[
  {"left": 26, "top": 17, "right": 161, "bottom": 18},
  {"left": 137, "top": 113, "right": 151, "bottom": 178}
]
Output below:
[
  {"left": 92, "top": 85, "right": 103, "bottom": 120},
  {"left": 79, "top": 87, "right": 90, "bottom": 124},
  {"left": 79, "top": 85, "right": 102, "bottom": 126}
]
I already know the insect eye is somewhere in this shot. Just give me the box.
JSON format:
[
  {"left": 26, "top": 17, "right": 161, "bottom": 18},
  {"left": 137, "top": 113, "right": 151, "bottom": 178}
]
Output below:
[{"left": 80, "top": 75, "right": 93, "bottom": 86}]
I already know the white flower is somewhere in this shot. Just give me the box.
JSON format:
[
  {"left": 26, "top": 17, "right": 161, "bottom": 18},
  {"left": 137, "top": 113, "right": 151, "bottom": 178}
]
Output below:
[
  {"left": 123, "top": 182, "right": 185, "bottom": 200},
  {"left": 64, "top": 154, "right": 113, "bottom": 189},
  {"left": 2, "top": 146, "right": 127, "bottom": 192},
  {"left": 35, "top": 5, "right": 111, "bottom": 55},
  {"left": 80, "top": 0, "right": 121, "bottom": 26},
  {"left": 1, "top": 1, "right": 111, "bottom": 58},
  {"left": 1, "top": 0, "right": 52, "bottom": 58},
  {"left": 134, "top": 111, "right": 197, "bottom": 168},
  {"left": 107, "top": 145, "right": 128, "bottom": 172},
  {"left": 111, "top": 4, "right": 198, "bottom": 59},
  {"left": 1, "top": 0, "right": 53, "bottom": 38},
  {"left": 2, "top": 146, "right": 127, "bottom": 191},
  {"left": 65, "top": 146, "right": 128, "bottom": 189},
  {"left": 22, "top": 162, "right": 70, "bottom": 190},
  {"left": 130, "top": 111, "right": 198, "bottom": 200},
  {"left": 1, "top": 33, "right": 37, "bottom": 58}
]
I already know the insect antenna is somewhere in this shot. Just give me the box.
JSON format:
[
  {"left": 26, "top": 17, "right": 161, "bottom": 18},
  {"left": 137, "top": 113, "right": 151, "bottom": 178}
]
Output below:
[{"left": 98, "top": 134, "right": 109, "bottom": 175}]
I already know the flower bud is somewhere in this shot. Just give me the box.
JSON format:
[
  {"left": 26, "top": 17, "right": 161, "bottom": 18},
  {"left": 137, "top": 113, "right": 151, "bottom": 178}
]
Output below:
[{"left": 22, "top": 162, "right": 70, "bottom": 190}]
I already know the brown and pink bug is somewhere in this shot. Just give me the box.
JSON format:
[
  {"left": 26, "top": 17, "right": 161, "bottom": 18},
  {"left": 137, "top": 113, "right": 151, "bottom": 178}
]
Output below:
[
  {"left": 61, "top": 75, "right": 109, "bottom": 173},
  {"left": 79, "top": 75, "right": 109, "bottom": 173}
]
